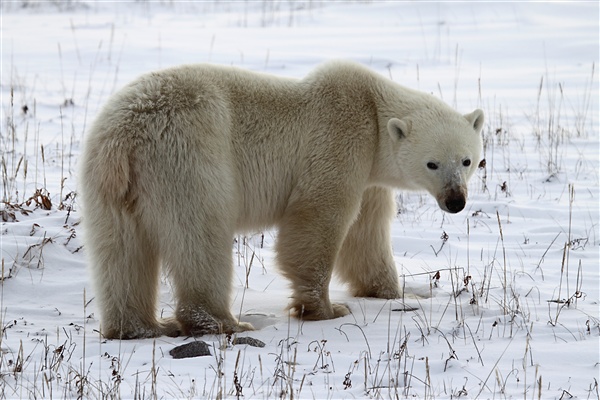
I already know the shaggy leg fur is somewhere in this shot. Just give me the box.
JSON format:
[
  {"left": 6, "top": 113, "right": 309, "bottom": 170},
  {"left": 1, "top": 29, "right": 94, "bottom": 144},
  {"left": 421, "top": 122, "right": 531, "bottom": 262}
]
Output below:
[
  {"left": 163, "top": 216, "right": 254, "bottom": 336},
  {"left": 153, "top": 147, "right": 254, "bottom": 336},
  {"left": 276, "top": 193, "right": 362, "bottom": 320},
  {"left": 84, "top": 202, "right": 181, "bottom": 339},
  {"left": 336, "top": 187, "right": 401, "bottom": 298}
]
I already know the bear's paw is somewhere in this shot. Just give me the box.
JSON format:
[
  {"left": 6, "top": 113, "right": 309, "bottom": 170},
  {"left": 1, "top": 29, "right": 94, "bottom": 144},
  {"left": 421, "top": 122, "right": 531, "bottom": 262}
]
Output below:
[{"left": 291, "top": 302, "right": 350, "bottom": 320}]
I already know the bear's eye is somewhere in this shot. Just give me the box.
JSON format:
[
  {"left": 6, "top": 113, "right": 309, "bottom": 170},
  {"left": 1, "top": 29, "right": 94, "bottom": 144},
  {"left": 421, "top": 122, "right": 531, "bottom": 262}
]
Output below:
[
  {"left": 463, "top": 159, "right": 471, "bottom": 167},
  {"left": 427, "top": 162, "right": 439, "bottom": 170}
]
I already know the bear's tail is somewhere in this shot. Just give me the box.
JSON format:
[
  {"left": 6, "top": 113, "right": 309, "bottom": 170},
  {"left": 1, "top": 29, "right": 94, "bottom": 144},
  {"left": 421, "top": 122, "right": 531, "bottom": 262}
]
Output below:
[{"left": 80, "top": 134, "right": 135, "bottom": 210}]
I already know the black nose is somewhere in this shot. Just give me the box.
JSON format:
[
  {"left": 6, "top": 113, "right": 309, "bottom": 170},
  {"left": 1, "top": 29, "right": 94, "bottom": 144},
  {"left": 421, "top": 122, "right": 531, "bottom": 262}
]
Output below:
[{"left": 445, "top": 197, "right": 466, "bottom": 213}]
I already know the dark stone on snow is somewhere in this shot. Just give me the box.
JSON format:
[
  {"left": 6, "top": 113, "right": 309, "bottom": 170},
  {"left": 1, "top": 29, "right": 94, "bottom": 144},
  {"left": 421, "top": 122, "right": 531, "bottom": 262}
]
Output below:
[
  {"left": 232, "top": 336, "right": 266, "bottom": 348},
  {"left": 170, "top": 340, "right": 211, "bottom": 359}
]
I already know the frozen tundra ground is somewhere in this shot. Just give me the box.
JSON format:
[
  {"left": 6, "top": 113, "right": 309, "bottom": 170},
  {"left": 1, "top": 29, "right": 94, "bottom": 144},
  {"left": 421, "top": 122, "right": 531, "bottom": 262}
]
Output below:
[{"left": 1, "top": 1, "right": 598, "bottom": 399}]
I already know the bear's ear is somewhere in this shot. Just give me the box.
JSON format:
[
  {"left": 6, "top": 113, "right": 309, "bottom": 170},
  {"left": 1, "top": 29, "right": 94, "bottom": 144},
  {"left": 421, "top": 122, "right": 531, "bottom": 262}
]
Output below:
[
  {"left": 387, "top": 118, "right": 410, "bottom": 141},
  {"left": 464, "top": 109, "right": 485, "bottom": 133}
]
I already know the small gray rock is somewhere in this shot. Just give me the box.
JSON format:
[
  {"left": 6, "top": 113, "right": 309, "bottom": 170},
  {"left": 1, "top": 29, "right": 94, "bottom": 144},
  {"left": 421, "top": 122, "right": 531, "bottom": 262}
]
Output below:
[
  {"left": 170, "top": 341, "right": 211, "bottom": 359},
  {"left": 232, "top": 337, "right": 266, "bottom": 348}
]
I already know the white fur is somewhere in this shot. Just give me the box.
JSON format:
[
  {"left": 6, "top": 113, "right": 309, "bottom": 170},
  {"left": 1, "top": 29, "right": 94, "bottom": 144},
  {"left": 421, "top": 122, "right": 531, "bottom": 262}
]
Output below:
[{"left": 79, "top": 61, "right": 483, "bottom": 339}]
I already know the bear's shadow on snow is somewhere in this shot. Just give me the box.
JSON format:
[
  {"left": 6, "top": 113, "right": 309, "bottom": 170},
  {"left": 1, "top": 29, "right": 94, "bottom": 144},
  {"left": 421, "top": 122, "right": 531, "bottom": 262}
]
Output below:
[{"left": 239, "top": 313, "right": 282, "bottom": 330}]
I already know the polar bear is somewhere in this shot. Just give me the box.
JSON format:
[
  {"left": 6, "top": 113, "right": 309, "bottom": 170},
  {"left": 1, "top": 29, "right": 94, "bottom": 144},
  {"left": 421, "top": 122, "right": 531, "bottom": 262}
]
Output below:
[{"left": 80, "top": 61, "right": 484, "bottom": 339}]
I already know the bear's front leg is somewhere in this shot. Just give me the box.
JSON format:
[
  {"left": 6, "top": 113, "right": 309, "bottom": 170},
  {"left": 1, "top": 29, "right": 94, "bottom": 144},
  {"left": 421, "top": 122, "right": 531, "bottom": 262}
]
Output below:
[
  {"left": 276, "top": 194, "right": 362, "bottom": 320},
  {"left": 335, "top": 187, "right": 402, "bottom": 299}
]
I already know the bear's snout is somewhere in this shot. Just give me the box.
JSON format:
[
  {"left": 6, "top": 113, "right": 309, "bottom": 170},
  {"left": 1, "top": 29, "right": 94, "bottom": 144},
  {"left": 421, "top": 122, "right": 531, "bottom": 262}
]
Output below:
[
  {"left": 440, "top": 187, "right": 467, "bottom": 213},
  {"left": 445, "top": 196, "right": 466, "bottom": 213}
]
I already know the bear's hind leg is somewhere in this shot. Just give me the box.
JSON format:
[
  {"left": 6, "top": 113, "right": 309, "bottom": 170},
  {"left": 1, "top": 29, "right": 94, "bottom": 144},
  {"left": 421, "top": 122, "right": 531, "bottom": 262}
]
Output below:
[
  {"left": 160, "top": 182, "right": 253, "bottom": 337},
  {"left": 335, "top": 187, "right": 401, "bottom": 299},
  {"left": 87, "top": 210, "right": 180, "bottom": 339},
  {"left": 276, "top": 196, "right": 362, "bottom": 320},
  {"left": 164, "top": 228, "right": 254, "bottom": 336}
]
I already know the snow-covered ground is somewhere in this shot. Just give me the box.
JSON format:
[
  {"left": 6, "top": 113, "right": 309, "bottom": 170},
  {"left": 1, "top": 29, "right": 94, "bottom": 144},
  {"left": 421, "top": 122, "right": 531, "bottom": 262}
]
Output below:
[{"left": 1, "top": 1, "right": 598, "bottom": 398}]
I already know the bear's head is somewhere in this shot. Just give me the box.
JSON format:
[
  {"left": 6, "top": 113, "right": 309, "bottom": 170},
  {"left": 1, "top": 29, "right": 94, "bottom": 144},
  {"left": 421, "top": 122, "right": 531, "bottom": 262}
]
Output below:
[{"left": 384, "top": 108, "right": 484, "bottom": 214}]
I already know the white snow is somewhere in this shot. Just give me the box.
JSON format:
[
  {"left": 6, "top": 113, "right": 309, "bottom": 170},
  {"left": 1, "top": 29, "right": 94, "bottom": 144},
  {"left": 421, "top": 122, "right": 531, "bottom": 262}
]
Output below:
[{"left": 1, "top": 1, "right": 598, "bottom": 399}]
